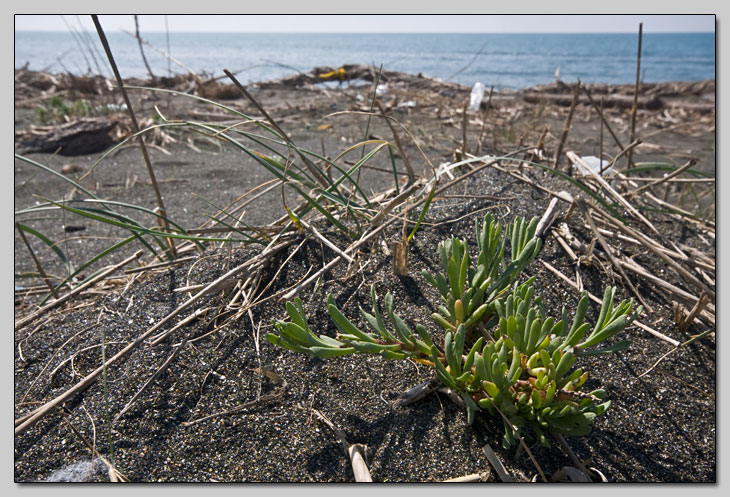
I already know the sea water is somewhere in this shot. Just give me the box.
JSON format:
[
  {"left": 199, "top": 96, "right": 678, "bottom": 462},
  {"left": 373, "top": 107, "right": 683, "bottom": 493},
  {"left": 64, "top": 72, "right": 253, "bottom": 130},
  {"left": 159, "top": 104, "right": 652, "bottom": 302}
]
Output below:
[{"left": 15, "top": 31, "right": 715, "bottom": 90}]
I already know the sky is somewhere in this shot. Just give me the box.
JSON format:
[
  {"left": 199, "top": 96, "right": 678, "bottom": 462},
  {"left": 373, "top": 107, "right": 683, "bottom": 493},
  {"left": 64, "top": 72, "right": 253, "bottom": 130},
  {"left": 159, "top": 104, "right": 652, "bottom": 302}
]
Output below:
[{"left": 14, "top": 14, "right": 716, "bottom": 34}]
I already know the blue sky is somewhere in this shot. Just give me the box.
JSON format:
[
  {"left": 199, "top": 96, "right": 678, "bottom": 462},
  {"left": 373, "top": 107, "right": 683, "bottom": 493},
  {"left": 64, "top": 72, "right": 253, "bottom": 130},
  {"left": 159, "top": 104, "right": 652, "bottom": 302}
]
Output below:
[{"left": 14, "top": 14, "right": 715, "bottom": 33}]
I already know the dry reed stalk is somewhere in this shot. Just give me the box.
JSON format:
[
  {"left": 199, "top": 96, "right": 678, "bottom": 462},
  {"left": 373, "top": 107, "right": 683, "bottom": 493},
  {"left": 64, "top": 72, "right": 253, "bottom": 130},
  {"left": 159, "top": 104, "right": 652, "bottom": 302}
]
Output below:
[
  {"left": 576, "top": 198, "right": 653, "bottom": 312},
  {"left": 15, "top": 250, "right": 143, "bottom": 331},
  {"left": 618, "top": 258, "right": 714, "bottom": 326},
  {"left": 393, "top": 379, "right": 440, "bottom": 408},
  {"left": 554, "top": 222, "right": 714, "bottom": 324},
  {"left": 16, "top": 223, "right": 58, "bottom": 298},
  {"left": 461, "top": 99, "right": 469, "bottom": 155},
  {"left": 582, "top": 84, "right": 626, "bottom": 153},
  {"left": 92, "top": 16, "right": 176, "bottom": 259},
  {"left": 133, "top": 15, "right": 155, "bottom": 82},
  {"left": 540, "top": 259, "right": 680, "bottom": 347},
  {"left": 553, "top": 80, "right": 581, "bottom": 172},
  {"left": 620, "top": 177, "right": 714, "bottom": 184},
  {"left": 597, "top": 212, "right": 714, "bottom": 300},
  {"left": 482, "top": 444, "right": 515, "bottom": 482},
  {"left": 308, "top": 408, "right": 373, "bottom": 482},
  {"left": 149, "top": 306, "right": 211, "bottom": 345},
  {"left": 281, "top": 150, "right": 527, "bottom": 300},
  {"left": 535, "top": 196, "right": 561, "bottom": 238},
  {"left": 567, "top": 150, "right": 660, "bottom": 236},
  {"left": 626, "top": 159, "right": 698, "bottom": 198},
  {"left": 298, "top": 218, "right": 353, "bottom": 264},
  {"left": 442, "top": 471, "right": 491, "bottom": 482},
  {"left": 587, "top": 215, "right": 714, "bottom": 272},
  {"left": 627, "top": 23, "right": 643, "bottom": 168},
  {"left": 677, "top": 294, "right": 710, "bottom": 333}
]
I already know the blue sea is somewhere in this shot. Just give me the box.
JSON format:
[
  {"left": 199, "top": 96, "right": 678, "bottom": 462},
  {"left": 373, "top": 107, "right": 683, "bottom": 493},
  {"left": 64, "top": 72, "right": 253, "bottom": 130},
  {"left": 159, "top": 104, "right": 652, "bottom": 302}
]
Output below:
[{"left": 14, "top": 31, "right": 715, "bottom": 90}]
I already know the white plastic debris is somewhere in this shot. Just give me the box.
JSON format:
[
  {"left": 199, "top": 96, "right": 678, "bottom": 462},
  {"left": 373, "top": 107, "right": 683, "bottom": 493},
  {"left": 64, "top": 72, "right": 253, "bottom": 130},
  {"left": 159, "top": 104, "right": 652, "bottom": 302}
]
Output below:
[
  {"left": 574, "top": 156, "right": 615, "bottom": 177},
  {"left": 397, "top": 100, "right": 416, "bottom": 108},
  {"left": 375, "top": 83, "right": 388, "bottom": 96},
  {"left": 468, "top": 82, "right": 485, "bottom": 112}
]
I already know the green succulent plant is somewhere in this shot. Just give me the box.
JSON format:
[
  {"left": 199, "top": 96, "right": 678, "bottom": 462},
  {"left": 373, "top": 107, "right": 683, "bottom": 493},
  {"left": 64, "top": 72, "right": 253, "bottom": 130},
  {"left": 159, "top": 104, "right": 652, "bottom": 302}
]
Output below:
[{"left": 266, "top": 214, "right": 642, "bottom": 448}]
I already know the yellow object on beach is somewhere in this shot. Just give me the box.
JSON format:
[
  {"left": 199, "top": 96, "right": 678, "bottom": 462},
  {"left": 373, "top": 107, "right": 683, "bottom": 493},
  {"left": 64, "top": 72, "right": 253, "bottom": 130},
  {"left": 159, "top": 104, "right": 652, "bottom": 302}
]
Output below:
[{"left": 318, "top": 67, "right": 346, "bottom": 81}]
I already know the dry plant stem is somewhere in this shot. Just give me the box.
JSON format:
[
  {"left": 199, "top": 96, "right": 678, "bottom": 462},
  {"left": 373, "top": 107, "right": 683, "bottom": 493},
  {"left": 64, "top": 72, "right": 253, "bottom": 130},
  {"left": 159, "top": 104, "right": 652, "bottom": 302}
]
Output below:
[
  {"left": 281, "top": 151, "right": 525, "bottom": 300},
  {"left": 375, "top": 100, "right": 415, "bottom": 184},
  {"left": 461, "top": 100, "right": 469, "bottom": 155},
  {"left": 627, "top": 23, "right": 643, "bottom": 168},
  {"left": 637, "top": 328, "right": 714, "bottom": 379},
  {"left": 149, "top": 306, "right": 211, "bottom": 345},
  {"left": 577, "top": 198, "right": 653, "bottom": 312},
  {"left": 599, "top": 212, "right": 714, "bottom": 300},
  {"left": 298, "top": 218, "right": 353, "bottom": 264},
  {"left": 15, "top": 241, "right": 292, "bottom": 435},
  {"left": 309, "top": 407, "right": 373, "bottom": 482},
  {"left": 182, "top": 369, "right": 287, "bottom": 427},
  {"left": 551, "top": 431, "right": 593, "bottom": 481},
  {"left": 393, "top": 379, "right": 440, "bottom": 408},
  {"left": 113, "top": 338, "right": 189, "bottom": 423},
  {"left": 442, "top": 471, "right": 491, "bottom": 482},
  {"left": 567, "top": 150, "right": 657, "bottom": 239},
  {"left": 16, "top": 223, "right": 58, "bottom": 298},
  {"left": 223, "top": 68, "right": 330, "bottom": 189},
  {"left": 540, "top": 259, "right": 680, "bottom": 347},
  {"left": 553, "top": 80, "right": 581, "bottom": 172},
  {"left": 626, "top": 159, "right": 698, "bottom": 198},
  {"left": 482, "top": 444, "right": 515, "bottom": 482},
  {"left": 562, "top": 222, "right": 714, "bottom": 322},
  {"left": 91, "top": 16, "right": 175, "bottom": 259},
  {"left": 133, "top": 15, "right": 155, "bottom": 82},
  {"left": 15, "top": 250, "right": 143, "bottom": 331},
  {"left": 582, "top": 84, "right": 626, "bottom": 153},
  {"left": 678, "top": 294, "right": 710, "bottom": 333},
  {"left": 535, "top": 196, "right": 561, "bottom": 239},
  {"left": 618, "top": 258, "right": 714, "bottom": 325}
]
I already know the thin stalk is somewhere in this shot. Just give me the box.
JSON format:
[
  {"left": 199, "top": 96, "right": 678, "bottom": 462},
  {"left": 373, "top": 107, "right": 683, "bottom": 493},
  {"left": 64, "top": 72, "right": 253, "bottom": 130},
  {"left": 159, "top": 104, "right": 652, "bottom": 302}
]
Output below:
[
  {"left": 134, "top": 15, "right": 156, "bottom": 82},
  {"left": 627, "top": 22, "right": 643, "bottom": 168},
  {"left": 583, "top": 84, "right": 625, "bottom": 153},
  {"left": 553, "top": 80, "right": 581, "bottom": 172},
  {"left": 16, "top": 223, "right": 59, "bottom": 298},
  {"left": 100, "top": 330, "right": 114, "bottom": 464},
  {"left": 223, "top": 69, "right": 331, "bottom": 190},
  {"left": 91, "top": 15, "right": 176, "bottom": 259}
]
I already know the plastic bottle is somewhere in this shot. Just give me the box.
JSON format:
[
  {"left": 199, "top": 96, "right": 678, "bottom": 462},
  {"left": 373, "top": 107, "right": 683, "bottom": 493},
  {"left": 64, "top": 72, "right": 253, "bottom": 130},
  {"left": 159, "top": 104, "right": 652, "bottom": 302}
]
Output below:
[{"left": 468, "top": 82, "right": 485, "bottom": 112}]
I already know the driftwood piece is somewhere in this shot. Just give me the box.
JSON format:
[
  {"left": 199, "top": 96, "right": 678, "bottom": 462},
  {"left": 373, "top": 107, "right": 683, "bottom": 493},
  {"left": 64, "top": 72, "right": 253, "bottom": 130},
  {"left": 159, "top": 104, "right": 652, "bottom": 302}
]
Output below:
[
  {"left": 523, "top": 92, "right": 663, "bottom": 110},
  {"left": 15, "top": 117, "right": 118, "bottom": 155}
]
